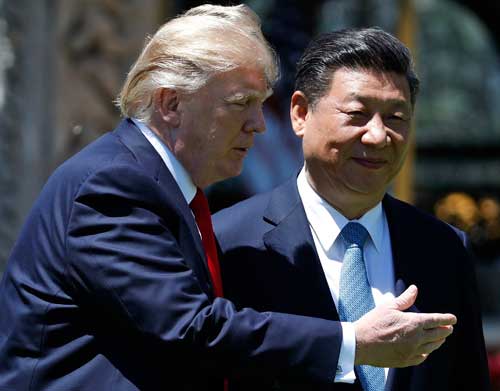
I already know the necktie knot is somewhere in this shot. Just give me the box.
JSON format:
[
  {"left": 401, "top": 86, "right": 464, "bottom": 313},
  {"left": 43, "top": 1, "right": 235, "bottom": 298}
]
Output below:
[
  {"left": 190, "top": 188, "right": 210, "bottom": 220},
  {"left": 340, "top": 222, "right": 368, "bottom": 248}
]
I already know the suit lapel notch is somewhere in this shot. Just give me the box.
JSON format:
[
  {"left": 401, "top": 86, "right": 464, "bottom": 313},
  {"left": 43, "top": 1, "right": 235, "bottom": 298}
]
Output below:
[{"left": 262, "top": 178, "right": 313, "bottom": 267}]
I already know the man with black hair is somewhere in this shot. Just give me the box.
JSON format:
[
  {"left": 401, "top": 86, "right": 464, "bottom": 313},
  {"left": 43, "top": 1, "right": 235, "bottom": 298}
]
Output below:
[{"left": 215, "top": 28, "right": 490, "bottom": 390}]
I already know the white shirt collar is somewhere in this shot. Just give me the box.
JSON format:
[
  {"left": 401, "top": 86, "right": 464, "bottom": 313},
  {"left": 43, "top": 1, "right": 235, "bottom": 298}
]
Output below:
[
  {"left": 297, "top": 168, "right": 385, "bottom": 253},
  {"left": 131, "top": 118, "right": 197, "bottom": 204}
]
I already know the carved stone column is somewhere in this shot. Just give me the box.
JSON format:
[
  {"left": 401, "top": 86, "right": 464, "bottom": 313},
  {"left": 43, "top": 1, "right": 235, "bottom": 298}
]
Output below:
[
  {"left": 53, "top": 0, "right": 166, "bottom": 165},
  {"left": 0, "top": 0, "right": 55, "bottom": 267},
  {"left": 0, "top": 0, "right": 169, "bottom": 270},
  {"left": 0, "top": 0, "right": 14, "bottom": 266}
]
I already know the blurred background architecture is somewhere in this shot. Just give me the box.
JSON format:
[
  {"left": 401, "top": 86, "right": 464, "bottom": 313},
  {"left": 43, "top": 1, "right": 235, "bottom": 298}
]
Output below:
[{"left": 1, "top": 0, "right": 499, "bottom": 387}]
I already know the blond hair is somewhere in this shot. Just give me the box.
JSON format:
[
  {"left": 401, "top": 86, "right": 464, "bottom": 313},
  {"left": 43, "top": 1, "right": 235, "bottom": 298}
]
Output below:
[{"left": 117, "top": 4, "right": 279, "bottom": 122}]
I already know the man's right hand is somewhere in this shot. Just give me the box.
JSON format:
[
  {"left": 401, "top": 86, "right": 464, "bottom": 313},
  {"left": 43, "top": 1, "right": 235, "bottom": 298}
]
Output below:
[{"left": 354, "top": 285, "right": 456, "bottom": 368}]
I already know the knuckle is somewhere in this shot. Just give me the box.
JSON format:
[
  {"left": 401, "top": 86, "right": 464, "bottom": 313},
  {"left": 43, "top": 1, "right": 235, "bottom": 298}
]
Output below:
[{"left": 417, "top": 354, "right": 428, "bottom": 365}]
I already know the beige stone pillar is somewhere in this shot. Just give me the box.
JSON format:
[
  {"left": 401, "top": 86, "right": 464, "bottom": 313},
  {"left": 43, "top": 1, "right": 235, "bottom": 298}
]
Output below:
[
  {"left": 0, "top": 0, "right": 172, "bottom": 268},
  {"left": 53, "top": 0, "right": 170, "bottom": 165}
]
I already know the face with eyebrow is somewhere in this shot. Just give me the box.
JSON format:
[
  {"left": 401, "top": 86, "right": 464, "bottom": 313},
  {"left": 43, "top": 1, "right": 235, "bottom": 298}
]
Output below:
[
  {"left": 168, "top": 66, "right": 270, "bottom": 188},
  {"left": 291, "top": 67, "right": 413, "bottom": 218},
  {"left": 224, "top": 89, "right": 273, "bottom": 105}
]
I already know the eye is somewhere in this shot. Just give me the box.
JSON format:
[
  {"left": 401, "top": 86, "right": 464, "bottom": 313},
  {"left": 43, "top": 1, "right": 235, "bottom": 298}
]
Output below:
[
  {"left": 387, "top": 114, "right": 408, "bottom": 122},
  {"left": 230, "top": 100, "right": 250, "bottom": 109},
  {"left": 343, "top": 110, "right": 369, "bottom": 125},
  {"left": 347, "top": 110, "right": 366, "bottom": 117}
]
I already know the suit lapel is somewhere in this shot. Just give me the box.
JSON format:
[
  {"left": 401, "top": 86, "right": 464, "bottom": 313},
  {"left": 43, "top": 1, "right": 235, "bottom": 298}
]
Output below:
[
  {"left": 383, "top": 194, "right": 419, "bottom": 391},
  {"left": 262, "top": 178, "right": 339, "bottom": 320},
  {"left": 262, "top": 186, "right": 421, "bottom": 389},
  {"left": 383, "top": 194, "right": 420, "bottom": 303},
  {"left": 112, "top": 119, "right": 212, "bottom": 294}
]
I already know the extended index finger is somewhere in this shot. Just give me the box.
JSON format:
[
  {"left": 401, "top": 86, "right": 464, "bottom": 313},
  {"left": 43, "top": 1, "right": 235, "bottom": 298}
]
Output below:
[{"left": 419, "top": 313, "right": 457, "bottom": 329}]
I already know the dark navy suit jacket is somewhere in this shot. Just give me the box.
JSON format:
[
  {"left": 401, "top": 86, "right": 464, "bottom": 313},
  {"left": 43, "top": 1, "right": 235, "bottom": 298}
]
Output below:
[
  {"left": 214, "top": 176, "right": 491, "bottom": 391},
  {"left": 0, "top": 120, "right": 346, "bottom": 390}
]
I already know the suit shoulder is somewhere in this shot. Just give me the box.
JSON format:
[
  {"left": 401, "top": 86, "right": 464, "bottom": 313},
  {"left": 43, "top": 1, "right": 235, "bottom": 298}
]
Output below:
[
  {"left": 214, "top": 190, "right": 271, "bottom": 222},
  {"left": 35, "top": 129, "right": 167, "bottom": 225},
  {"left": 213, "top": 189, "right": 274, "bottom": 250},
  {"left": 214, "top": 176, "right": 298, "bottom": 225},
  {"left": 54, "top": 131, "right": 133, "bottom": 177},
  {"left": 384, "top": 195, "right": 467, "bottom": 247}
]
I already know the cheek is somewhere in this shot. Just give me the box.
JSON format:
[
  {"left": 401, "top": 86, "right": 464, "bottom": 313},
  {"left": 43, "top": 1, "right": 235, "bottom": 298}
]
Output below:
[
  {"left": 318, "top": 132, "right": 351, "bottom": 160},
  {"left": 392, "top": 129, "right": 408, "bottom": 143},
  {"left": 302, "top": 116, "right": 352, "bottom": 157},
  {"left": 389, "top": 122, "right": 411, "bottom": 141},
  {"left": 214, "top": 112, "right": 243, "bottom": 136},
  {"left": 302, "top": 131, "right": 321, "bottom": 159},
  {"left": 391, "top": 131, "right": 411, "bottom": 160},
  {"left": 303, "top": 136, "right": 344, "bottom": 167}
]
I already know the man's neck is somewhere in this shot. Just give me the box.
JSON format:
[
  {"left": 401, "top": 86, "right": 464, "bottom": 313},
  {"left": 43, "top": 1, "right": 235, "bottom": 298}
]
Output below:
[{"left": 304, "top": 169, "right": 384, "bottom": 220}]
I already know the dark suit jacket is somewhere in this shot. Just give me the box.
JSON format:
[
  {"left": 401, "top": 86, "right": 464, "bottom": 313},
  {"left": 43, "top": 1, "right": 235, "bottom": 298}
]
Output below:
[
  {"left": 0, "top": 120, "right": 346, "bottom": 391},
  {"left": 214, "top": 176, "right": 491, "bottom": 391}
]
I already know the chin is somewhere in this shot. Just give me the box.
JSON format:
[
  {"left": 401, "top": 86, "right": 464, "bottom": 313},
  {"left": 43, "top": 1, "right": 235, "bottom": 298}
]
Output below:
[
  {"left": 218, "top": 167, "right": 244, "bottom": 182},
  {"left": 346, "top": 180, "right": 387, "bottom": 197}
]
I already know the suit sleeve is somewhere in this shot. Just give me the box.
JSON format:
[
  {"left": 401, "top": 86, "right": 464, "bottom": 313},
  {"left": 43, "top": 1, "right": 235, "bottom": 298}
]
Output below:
[
  {"left": 65, "top": 164, "right": 342, "bottom": 382},
  {"left": 452, "top": 247, "right": 491, "bottom": 390}
]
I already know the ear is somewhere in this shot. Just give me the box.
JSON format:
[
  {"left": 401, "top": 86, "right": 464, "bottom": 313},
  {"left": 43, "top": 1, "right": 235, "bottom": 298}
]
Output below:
[
  {"left": 153, "top": 88, "right": 181, "bottom": 128},
  {"left": 290, "top": 91, "right": 310, "bottom": 138}
]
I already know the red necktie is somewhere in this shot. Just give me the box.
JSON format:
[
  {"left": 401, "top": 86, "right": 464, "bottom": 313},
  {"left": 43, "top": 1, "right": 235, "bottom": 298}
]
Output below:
[
  {"left": 190, "top": 188, "right": 228, "bottom": 391},
  {"left": 189, "top": 187, "right": 224, "bottom": 297}
]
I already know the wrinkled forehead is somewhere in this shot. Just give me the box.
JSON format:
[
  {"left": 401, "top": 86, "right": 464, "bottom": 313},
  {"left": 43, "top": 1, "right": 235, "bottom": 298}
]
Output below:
[{"left": 200, "top": 65, "right": 273, "bottom": 100}]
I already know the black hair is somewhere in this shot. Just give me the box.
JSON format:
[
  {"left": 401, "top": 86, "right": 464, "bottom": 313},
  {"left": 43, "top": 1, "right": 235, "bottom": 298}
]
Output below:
[{"left": 295, "top": 27, "right": 419, "bottom": 107}]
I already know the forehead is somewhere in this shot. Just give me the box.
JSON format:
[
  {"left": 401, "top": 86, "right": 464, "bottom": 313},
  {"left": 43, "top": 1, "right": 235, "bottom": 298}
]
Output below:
[
  {"left": 326, "top": 67, "right": 411, "bottom": 107},
  {"left": 203, "top": 66, "right": 271, "bottom": 99}
]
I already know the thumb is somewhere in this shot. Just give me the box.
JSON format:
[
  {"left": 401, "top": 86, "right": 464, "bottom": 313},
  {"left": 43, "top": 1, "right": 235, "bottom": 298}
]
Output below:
[{"left": 390, "top": 284, "right": 418, "bottom": 311}]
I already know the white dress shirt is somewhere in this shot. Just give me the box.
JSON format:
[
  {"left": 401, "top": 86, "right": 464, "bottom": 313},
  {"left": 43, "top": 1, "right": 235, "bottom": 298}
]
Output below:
[
  {"left": 132, "top": 119, "right": 196, "bottom": 204},
  {"left": 297, "top": 168, "right": 396, "bottom": 383}
]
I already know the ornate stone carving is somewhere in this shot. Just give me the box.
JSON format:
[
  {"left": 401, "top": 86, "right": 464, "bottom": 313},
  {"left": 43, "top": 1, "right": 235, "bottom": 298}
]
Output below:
[
  {"left": 54, "top": 0, "right": 162, "bottom": 163},
  {"left": 0, "top": 0, "right": 166, "bottom": 270}
]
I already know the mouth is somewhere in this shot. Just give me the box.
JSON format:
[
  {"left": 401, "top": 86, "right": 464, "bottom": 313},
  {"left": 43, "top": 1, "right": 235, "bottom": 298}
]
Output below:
[
  {"left": 232, "top": 146, "right": 252, "bottom": 157},
  {"left": 352, "top": 157, "right": 388, "bottom": 169}
]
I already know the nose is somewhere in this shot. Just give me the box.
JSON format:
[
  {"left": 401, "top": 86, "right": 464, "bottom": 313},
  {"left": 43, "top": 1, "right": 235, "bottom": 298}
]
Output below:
[
  {"left": 244, "top": 105, "right": 266, "bottom": 134},
  {"left": 361, "top": 114, "right": 389, "bottom": 148}
]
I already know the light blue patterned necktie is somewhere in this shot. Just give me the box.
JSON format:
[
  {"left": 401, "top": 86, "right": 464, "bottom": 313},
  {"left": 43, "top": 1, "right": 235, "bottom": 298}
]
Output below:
[{"left": 337, "top": 222, "right": 385, "bottom": 391}]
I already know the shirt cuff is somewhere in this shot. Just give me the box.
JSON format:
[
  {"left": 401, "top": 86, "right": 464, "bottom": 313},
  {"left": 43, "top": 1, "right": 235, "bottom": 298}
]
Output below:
[{"left": 334, "top": 322, "right": 356, "bottom": 383}]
